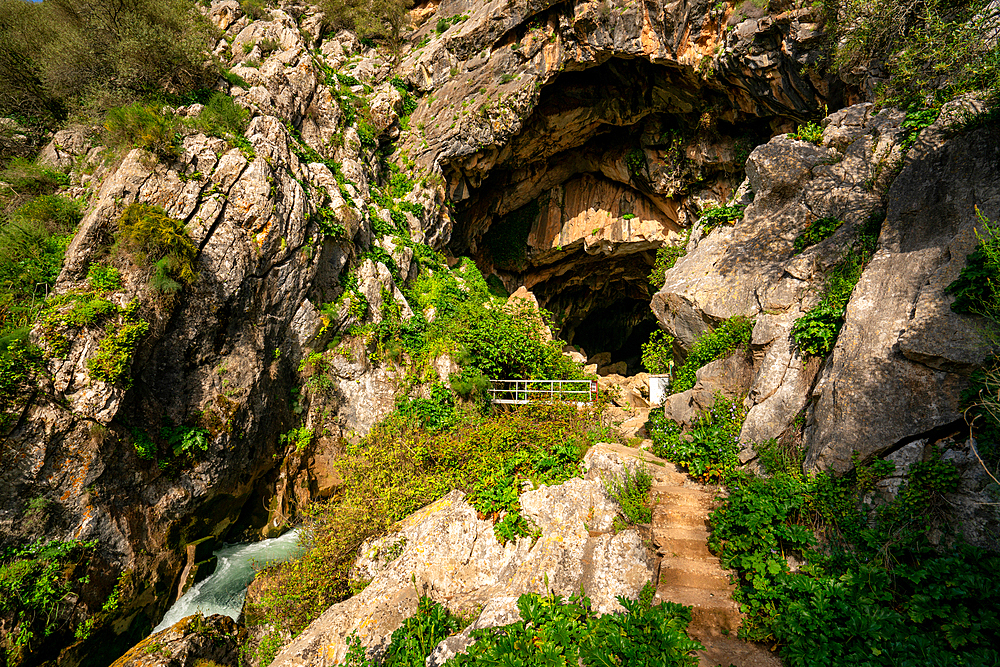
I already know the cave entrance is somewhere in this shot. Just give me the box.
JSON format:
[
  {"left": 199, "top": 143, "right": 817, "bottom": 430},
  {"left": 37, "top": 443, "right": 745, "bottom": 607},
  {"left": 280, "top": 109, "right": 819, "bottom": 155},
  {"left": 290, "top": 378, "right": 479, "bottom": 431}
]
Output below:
[
  {"left": 439, "top": 53, "right": 815, "bottom": 377},
  {"left": 568, "top": 302, "right": 659, "bottom": 376}
]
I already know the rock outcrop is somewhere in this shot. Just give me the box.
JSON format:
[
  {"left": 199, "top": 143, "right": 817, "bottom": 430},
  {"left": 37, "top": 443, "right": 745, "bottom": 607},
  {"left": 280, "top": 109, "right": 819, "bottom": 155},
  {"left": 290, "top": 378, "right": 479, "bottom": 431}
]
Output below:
[
  {"left": 651, "top": 95, "right": 998, "bottom": 499},
  {"left": 270, "top": 444, "right": 655, "bottom": 666},
  {"left": 109, "top": 614, "right": 242, "bottom": 667}
]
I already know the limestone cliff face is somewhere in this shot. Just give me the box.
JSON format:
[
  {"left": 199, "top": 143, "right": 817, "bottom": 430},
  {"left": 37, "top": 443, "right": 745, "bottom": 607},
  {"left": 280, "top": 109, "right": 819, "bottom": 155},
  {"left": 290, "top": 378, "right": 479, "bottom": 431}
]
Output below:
[
  {"left": 650, "top": 97, "right": 999, "bottom": 545},
  {"left": 2, "top": 4, "right": 416, "bottom": 661},
  {"left": 3, "top": 0, "right": 998, "bottom": 663}
]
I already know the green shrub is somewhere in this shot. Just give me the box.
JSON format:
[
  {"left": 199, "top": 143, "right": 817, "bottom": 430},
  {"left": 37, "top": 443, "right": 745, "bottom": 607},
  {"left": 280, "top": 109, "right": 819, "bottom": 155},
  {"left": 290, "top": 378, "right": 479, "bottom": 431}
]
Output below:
[
  {"left": 947, "top": 207, "right": 1000, "bottom": 318},
  {"left": 648, "top": 395, "right": 745, "bottom": 483},
  {"left": 161, "top": 424, "right": 210, "bottom": 459},
  {"left": 700, "top": 204, "right": 744, "bottom": 232},
  {"left": 833, "top": 0, "right": 1000, "bottom": 109},
  {"left": 791, "top": 211, "right": 883, "bottom": 357},
  {"left": 788, "top": 121, "right": 823, "bottom": 144},
  {"left": 281, "top": 426, "right": 314, "bottom": 453},
  {"left": 0, "top": 539, "right": 98, "bottom": 660},
  {"left": 672, "top": 316, "right": 753, "bottom": 393},
  {"left": 640, "top": 328, "right": 674, "bottom": 375},
  {"left": 648, "top": 231, "right": 689, "bottom": 291},
  {"left": 450, "top": 589, "right": 702, "bottom": 667},
  {"left": 191, "top": 91, "right": 249, "bottom": 139},
  {"left": 114, "top": 202, "right": 198, "bottom": 289},
  {"left": 602, "top": 464, "right": 653, "bottom": 525},
  {"left": 103, "top": 103, "right": 180, "bottom": 160},
  {"left": 626, "top": 148, "right": 646, "bottom": 177},
  {"left": 9, "top": 193, "right": 80, "bottom": 229},
  {"left": 793, "top": 216, "right": 842, "bottom": 253}
]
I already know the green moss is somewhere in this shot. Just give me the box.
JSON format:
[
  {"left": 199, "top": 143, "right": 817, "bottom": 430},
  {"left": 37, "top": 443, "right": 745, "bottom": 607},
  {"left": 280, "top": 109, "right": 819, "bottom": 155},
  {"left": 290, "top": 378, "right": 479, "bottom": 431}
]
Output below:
[{"left": 87, "top": 320, "right": 150, "bottom": 386}]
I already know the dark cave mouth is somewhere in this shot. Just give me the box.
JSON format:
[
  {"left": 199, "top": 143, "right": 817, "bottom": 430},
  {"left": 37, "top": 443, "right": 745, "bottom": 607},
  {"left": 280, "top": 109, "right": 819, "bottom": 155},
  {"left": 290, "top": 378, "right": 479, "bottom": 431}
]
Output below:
[{"left": 565, "top": 299, "right": 659, "bottom": 376}]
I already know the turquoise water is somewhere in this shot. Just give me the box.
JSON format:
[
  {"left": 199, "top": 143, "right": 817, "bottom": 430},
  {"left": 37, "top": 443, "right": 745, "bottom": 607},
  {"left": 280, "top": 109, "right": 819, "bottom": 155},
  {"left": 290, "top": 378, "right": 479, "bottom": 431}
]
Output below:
[{"left": 152, "top": 528, "right": 303, "bottom": 632}]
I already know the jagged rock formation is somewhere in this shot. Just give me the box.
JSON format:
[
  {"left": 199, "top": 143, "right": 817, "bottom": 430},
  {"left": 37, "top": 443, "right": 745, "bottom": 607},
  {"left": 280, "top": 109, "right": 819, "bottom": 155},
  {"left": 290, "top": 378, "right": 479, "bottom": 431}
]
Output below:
[
  {"left": 4, "top": 0, "right": 999, "bottom": 663},
  {"left": 269, "top": 444, "right": 657, "bottom": 666},
  {"left": 394, "top": 0, "right": 837, "bottom": 351}
]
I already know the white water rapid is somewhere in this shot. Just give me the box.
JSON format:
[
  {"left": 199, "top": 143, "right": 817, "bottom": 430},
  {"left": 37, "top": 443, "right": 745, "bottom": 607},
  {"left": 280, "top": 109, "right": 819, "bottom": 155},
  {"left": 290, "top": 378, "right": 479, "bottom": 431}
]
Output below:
[{"left": 152, "top": 528, "right": 303, "bottom": 633}]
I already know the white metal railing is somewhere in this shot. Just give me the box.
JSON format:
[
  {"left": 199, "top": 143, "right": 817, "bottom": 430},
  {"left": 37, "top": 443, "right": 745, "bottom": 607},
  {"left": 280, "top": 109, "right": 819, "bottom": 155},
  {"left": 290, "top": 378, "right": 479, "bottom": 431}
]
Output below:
[{"left": 489, "top": 379, "right": 597, "bottom": 406}]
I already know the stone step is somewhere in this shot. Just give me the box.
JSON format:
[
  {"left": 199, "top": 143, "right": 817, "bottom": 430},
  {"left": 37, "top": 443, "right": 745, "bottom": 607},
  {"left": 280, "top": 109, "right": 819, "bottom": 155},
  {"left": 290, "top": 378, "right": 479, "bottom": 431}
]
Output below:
[
  {"left": 653, "top": 522, "right": 710, "bottom": 543},
  {"left": 655, "top": 584, "right": 742, "bottom": 637},
  {"left": 652, "top": 503, "right": 711, "bottom": 524},
  {"left": 651, "top": 485, "right": 715, "bottom": 507},
  {"left": 658, "top": 559, "right": 734, "bottom": 593},
  {"left": 695, "top": 636, "right": 783, "bottom": 667},
  {"left": 655, "top": 535, "right": 716, "bottom": 559}
]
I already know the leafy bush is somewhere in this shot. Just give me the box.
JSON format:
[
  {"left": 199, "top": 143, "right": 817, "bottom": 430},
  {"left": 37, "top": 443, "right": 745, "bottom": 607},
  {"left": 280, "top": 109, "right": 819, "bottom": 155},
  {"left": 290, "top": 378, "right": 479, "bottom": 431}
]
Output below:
[
  {"left": 87, "top": 320, "right": 150, "bottom": 386},
  {"left": 0, "top": 539, "right": 98, "bottom": 662},
  {"left": 788, "top": 121, "right": 823, "bottom": 144},
  {"left": 792, "top": 216, "right": 842, "bottom": 253},
  {"left": 947, "top": 206, "right": 1000, "bottom": 318},
  {"left": 103, "top": 103, "right": 180, "bottom": 160},
  {"left": 648, "top": 395, "right": 745, "bottom": 483},
  {"left": 0, "top": 192, "right": 81, "bottom": 337},
  {"left": 450, "top": 589, "right": 702, "bottom": 667},
  {"left": 87, "top": 264, "right": 122, "bottom": 292},
  {"left": 648, "top": 232, "right": 689, "bottom": 291},
  {"left": 281, "top": 426, "right": 314, "bottom": 453},
  {"left": 672, "top": 315, "right": 753, "bottom": 393},
  {"left": 700, "top": 204, "right": 744, "bottom": 232},
  {"left": 833, "top": 0, "right": 1000, "bottom": 109},
  {"left": 161, "top": 425, "right": 210, "bottom": 459},
  {"left": 791, "top": 211, "right": 883, "bottom": 356},
  {"left": 114, "top": 202, "right": 198, "bottom": 290},
  {"left": 0, "top": 0, "right": 217, "bottom": 131},
  {"left": 346, "top": 594, "right": 462, "bottom": 667},
  {"left": 640, "top": 328, "right": 674, "bottom": 375},
  {"left": 602, "top": 464, "right": 653, "bottom": 525}
]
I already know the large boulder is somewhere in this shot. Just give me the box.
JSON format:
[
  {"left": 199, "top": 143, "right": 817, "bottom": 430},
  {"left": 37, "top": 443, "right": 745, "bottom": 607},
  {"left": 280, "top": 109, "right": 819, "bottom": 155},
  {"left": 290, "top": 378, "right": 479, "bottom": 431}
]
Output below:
[
  {"left": 651, "top": 102, "right": 906, "bottom": 461},
  {"left": 269, "top": 445, "right": 656, "bottom": 666},
  {"left": 805, "top": 99, "right": 999, "bottom": 471}
]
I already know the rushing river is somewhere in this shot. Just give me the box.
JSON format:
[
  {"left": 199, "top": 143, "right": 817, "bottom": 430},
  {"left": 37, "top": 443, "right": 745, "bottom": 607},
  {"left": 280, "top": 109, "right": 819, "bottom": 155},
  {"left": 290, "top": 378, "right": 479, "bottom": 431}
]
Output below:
[{"left": 153, "top": 528, "right": 303, "bottom": 633}]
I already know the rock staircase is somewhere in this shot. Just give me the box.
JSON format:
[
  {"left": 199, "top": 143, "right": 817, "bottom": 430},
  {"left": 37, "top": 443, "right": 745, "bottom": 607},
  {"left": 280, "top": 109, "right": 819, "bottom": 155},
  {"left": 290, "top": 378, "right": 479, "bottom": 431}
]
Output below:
[{"left": 596, "top": 443, "right": 781, "bottom": 667}]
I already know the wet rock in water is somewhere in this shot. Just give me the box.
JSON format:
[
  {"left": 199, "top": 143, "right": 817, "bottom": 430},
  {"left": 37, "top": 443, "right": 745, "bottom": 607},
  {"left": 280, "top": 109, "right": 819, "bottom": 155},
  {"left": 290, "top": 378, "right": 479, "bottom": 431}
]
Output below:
[{"left": 110, "top": 615, "right": 242, "bottom": 667}]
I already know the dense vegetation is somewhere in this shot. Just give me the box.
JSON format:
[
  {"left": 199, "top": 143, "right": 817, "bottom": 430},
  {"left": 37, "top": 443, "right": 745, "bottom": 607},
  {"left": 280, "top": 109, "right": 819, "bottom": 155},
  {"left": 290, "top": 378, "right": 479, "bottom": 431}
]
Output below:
[
  {"left": 648, "top": 399, "right": 1000, "bottom": 666},
  {"left": 342, "top": 587, "right": 702, "bottom": 667}
]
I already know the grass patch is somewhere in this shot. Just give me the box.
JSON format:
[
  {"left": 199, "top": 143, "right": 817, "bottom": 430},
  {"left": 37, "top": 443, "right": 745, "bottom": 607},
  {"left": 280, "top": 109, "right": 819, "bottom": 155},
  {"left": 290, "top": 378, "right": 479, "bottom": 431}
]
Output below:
[{"left": 602, "top": 464, "right": 653, "bottom": 526}]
